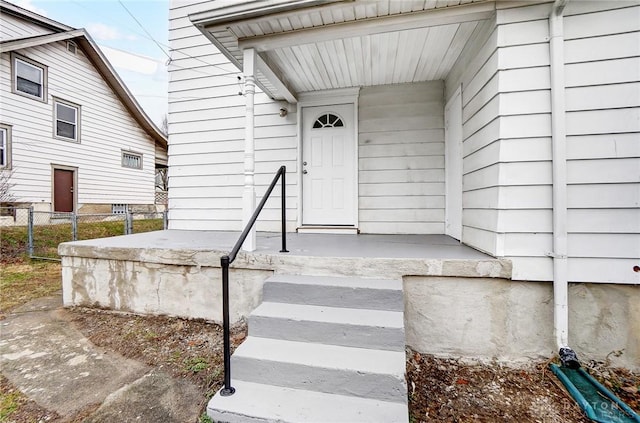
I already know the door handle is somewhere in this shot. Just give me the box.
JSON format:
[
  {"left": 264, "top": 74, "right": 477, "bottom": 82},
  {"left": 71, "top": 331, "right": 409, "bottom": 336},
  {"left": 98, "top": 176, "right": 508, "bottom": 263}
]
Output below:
[{"left": 303, "top": 170, "right": 308, "bottom": 174}]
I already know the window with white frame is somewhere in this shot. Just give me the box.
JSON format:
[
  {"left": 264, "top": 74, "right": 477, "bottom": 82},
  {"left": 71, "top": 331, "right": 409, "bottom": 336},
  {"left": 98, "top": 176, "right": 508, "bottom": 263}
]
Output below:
[
  {"left": 12, "top": 53, "right": 47, "bottom": 101},
  {"left": 122, "top": 151, "right": 142, "bottom": 169},
  {"left": 0, "top": 124, "right": 11, "bottom": 168},
  {"left": 54, "top": 99, "right": 80, "bottom": 141}
]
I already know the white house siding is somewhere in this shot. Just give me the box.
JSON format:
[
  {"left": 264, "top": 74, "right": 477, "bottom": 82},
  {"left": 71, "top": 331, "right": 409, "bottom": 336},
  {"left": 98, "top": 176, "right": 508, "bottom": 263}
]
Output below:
[
  {"left": 0, "top": 12, "right": 53, "bottom": 40},
  {"left": 562, "top": 2, "right": 640, "bottom": 284},
  {"left": 358, "top": 82, "right": 445, "bottom": 234},
  {"left": 168, "top": 0, "right": 298, "bottom": 231},
  {"left": 0, "top": 41, "right": 157, "bottom": 207},
  {"left": 445, "top": 18, "right": 500, "bottom": 254},
  {"left": 486, "top": 3, "right": 554, "bottom": 281},
  {"left": 486, "top": 2, "right": 640, "bottom": 284}
]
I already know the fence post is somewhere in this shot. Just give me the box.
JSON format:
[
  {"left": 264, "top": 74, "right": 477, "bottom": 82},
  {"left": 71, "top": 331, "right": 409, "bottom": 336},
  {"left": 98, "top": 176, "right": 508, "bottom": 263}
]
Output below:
[
  {"left": 27, "top": 206, "right": 34, "bottom": 257},
  {"left": 72, "top": 212, "right": 78, "bottom": 241},
  {"left": 125, "top": 212, "right": 133, "bottom": 235}
]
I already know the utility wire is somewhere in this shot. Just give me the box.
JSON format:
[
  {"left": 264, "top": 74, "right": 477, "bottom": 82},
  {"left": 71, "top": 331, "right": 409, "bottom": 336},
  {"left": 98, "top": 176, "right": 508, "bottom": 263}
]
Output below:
[
  {"left": 70, "top": 0, "right": 242, "bottom": 80},
  {"left": 117, "top": 0, "right": 171, "bottom": 60}
]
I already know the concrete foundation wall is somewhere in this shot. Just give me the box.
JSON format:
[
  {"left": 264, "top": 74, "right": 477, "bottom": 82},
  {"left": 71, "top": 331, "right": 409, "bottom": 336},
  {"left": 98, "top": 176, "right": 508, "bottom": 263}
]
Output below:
[
  {"left": 404, "top": 277, "right": 639, "bottom": 370},
  {"left": 62, "top": 256, "right": 271, "bottom": 323}
]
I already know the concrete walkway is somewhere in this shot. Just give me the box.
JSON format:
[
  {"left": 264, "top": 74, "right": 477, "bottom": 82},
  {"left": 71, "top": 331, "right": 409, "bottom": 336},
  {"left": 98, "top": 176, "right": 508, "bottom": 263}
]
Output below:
[{"left": 0, "top": 293, "right": 202, "bottom": 422}]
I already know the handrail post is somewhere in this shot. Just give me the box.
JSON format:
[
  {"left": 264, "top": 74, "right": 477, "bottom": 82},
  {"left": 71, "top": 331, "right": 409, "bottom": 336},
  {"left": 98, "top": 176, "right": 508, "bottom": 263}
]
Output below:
[
  {"left": 220, "top": 255, "right": 235, "bottom": 396},
  {"left": 218, "top": 165, "right": 288, "bottom": 396},
  {"left": 280, "top": 166, "right": 288, "bottom": 253}
]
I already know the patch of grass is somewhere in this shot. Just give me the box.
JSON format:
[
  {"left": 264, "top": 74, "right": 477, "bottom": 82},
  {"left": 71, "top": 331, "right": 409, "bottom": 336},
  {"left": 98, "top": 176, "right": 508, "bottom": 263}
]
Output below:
[
  {"left": 1, "top": 218, "right": 164, "bottom": 261},
  {"left": 184, "top": 357, "right": 209, "bottom": 373},
  {"left": 0, "top": 389, "right": 21, "bottom": 421},
  {"left": 0, "top": 376, "right": 58, "bottom": 422},
  {"left": 0, "top": 260, "right": 61, "bottom": 315},
  {"left": 131, "top": 218, "right": 164, "bottom": 233},
  {"left": 198, "top": 412, "right": 214, "bottom": 423}
]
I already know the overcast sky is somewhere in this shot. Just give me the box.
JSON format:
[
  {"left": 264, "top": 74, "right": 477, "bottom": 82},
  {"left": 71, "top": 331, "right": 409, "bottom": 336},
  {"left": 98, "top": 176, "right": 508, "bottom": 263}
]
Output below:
[{"left": 13, "top": 0, "right": 169, "bottom": 127}]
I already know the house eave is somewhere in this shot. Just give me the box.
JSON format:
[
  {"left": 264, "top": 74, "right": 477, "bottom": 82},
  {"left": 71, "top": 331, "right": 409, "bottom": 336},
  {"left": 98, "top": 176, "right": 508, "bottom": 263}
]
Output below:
[
  {"left": 0, "top": 29, "right": 86, "bottom": 52},
  {"left": 0, "top": 0, "right": 73, "bottom": 33},
  {"left": 238, "top": 1, "right": 497, "bottom": 52},
  {"left": 189, "top": 0, "right": 348, "bottom": 28},
  {"left": 191, "top": 17, "right": 298, "bottom": 103}
]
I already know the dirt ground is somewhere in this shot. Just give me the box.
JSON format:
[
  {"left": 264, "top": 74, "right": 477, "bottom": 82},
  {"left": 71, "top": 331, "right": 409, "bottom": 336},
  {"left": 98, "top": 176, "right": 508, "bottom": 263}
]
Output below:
[{"left": 4, "top": 306, "right": 637, "bottom": 423}]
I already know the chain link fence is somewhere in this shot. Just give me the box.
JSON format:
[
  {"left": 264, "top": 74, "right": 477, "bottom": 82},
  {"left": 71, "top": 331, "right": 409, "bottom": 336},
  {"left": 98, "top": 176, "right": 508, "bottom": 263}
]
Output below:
[{"left": 0, "top": 206, "right": 168, "bottom": 261}]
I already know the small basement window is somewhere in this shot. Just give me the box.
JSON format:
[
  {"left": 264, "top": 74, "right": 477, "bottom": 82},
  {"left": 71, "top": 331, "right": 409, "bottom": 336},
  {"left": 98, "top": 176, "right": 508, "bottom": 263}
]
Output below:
[
  {"left": 12, "top": 53, "right": 47, "bottom": 101},
  {"left": 122, "top": 151, "right": 142, "bottom": 169},
  {"left": 112, "top": 204, "right": 128, "bottom": 214}
]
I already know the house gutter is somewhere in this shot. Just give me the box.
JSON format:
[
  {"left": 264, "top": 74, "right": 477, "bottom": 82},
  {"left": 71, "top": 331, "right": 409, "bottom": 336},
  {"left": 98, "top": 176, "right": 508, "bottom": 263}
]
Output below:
[{"left": 549, "top": 0, "right": 578, "bottom": 367}]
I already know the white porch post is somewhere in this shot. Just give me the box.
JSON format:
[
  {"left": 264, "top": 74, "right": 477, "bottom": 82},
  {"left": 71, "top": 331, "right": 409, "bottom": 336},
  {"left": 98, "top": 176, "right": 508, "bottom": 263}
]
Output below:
[{"left": 242, "top": 48, "right": 257, "bottom": 251}]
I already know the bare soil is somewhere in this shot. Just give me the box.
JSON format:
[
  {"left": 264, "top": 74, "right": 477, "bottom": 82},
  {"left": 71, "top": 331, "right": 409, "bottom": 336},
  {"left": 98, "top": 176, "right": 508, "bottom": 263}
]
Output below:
[{"left": 42, "top": 308, "right": 640, "bottom": 422}]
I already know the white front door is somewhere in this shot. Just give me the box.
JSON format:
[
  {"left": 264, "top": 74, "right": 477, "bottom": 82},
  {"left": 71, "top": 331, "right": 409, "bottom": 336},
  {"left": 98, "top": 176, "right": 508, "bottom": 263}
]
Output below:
[{"left": 302, "top": 103, "right": 355, "bottom": 226}]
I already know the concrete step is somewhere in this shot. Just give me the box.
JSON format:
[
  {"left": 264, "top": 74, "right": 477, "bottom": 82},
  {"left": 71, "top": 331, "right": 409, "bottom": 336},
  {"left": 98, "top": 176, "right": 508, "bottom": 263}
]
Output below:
[
  {"left": 209, "top": 273, "right": 409, "bottom": 422},
  {"left": 249, "top": 302, "right": 405, "bottom": 351},
  {"left": 231, "top": 337, "right": 407, "bottom": 403},
  {"left": 207, "top": 380, "right": 409, "bottom": 423},
  {"left": 263, "top": 274, "right": 404, "bottom": 311}
]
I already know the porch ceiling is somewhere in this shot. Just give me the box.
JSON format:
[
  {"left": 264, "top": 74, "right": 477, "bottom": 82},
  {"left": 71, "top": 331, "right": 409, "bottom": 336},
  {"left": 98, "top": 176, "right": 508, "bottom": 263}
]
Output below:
[{"left": 190, "top": 0, "right": 495, "bottom": 102}]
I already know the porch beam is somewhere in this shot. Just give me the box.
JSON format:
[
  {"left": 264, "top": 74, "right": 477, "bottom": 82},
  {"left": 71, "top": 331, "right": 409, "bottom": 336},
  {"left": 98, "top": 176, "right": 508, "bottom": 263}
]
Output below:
[
  {"left": 256, "top": 54, "right": 298, "bottom": 104},
  {"left": 238, "top": 2, "right": 495, "bottom": 52}
]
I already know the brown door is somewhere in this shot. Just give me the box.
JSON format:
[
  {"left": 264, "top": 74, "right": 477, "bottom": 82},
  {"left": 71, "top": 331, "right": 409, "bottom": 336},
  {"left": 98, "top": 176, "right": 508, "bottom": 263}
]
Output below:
[{"left": 53, "top": 169, "right": 74, "bottom": 212}]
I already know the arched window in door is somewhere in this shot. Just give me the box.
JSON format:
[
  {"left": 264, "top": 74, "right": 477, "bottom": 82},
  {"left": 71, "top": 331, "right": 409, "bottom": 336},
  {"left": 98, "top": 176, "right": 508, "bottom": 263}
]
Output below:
[{"left": 312, "top": 113, "right": 344, "bottom": 129}]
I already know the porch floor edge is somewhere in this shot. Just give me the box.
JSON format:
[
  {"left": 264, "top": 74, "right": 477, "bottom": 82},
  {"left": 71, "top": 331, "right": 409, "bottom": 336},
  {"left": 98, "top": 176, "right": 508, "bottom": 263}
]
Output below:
[{"left": 58, "top": 230, "right": 512, "bottom": 280}]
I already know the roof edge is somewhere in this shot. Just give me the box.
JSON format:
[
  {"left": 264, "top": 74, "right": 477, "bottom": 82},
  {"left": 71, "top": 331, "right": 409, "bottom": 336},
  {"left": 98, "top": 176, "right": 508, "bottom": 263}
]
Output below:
[
  {"left": 0, "top": 0, "right": 74, "bottom": 32},
  {"left": 189, "top": 0, "right": 348, "bottom": 28},
  {"left": 0, "top": 27, "right": 167, "bottom": 148}
]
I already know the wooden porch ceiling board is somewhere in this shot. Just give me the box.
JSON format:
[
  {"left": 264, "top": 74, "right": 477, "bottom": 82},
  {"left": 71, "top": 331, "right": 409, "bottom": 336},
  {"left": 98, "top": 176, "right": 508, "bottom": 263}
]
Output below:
[
  {"left": 259, "top": 23, "right": 471, "bottom": 92},
  {"left": 196, "top": 0, "right": 492, "bottom": 100}
]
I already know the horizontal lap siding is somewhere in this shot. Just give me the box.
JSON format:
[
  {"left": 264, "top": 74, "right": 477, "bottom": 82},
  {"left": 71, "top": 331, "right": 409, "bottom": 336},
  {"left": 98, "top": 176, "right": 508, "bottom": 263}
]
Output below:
[
  {"left": 168, "top": 0, "right": 297, "bottom": 231},
  {"left": 0, "top": 40, "right": 157, "bottom": 205},
  {"left": 480, "top": 4, "right": 554, "bottom": 281},
  {"left": 489, "top": 3, "right": 640, "bottom": 283},
  {"left": 358, "top": 82, "right": 445, "bottom": 234},
  {"left": 563, "top": 5, "right": 640, "bottom": 284},
  {"left": 447, "top": 17, "right": 500, "bottom": 254},
  {"left": 0, "top": 13, "right": 53, "bottom": 39}
]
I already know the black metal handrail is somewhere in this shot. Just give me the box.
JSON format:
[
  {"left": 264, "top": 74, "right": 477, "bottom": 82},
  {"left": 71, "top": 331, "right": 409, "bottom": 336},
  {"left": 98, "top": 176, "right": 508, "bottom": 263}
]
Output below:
[{"left": 219, "top": 165, "right": 288, "bottom": 396}]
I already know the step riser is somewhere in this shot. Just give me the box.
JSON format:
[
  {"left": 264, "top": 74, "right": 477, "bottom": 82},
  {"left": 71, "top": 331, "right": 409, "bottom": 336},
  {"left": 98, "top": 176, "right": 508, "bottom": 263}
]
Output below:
[
  {"left": 263, "top": 282, "right": 404, "bottom": 311},
  {"left": 231, "top": 356, "right": 407, "bottom": 403},
  {"left": 208, "top": 380, "right": 409, "bottom": 423},
  {"left": 249, "top": 316, "right": 405, "bottom": 351}
]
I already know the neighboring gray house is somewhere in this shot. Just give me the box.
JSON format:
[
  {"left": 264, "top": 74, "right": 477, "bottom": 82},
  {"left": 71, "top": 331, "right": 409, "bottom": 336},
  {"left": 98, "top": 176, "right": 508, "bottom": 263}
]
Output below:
[
  {"left": 0, "top": 1, "right": 167, "bottom": 215},
  {"left": 60, "top": 0, "right": 638, "bottom": 421}
]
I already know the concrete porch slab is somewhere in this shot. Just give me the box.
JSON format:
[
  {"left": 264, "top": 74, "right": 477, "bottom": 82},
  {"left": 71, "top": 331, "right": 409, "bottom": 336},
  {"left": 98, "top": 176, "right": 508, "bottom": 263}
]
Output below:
[{"left": 59, "top": 230, "right": 511, "bottom": 279}]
